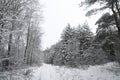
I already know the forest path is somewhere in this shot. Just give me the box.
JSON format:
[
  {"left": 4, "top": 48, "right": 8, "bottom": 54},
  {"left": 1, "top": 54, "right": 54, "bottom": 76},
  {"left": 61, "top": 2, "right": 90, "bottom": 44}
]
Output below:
[{"left": 32, "top": 62, "right": 120, "bottom": 80}]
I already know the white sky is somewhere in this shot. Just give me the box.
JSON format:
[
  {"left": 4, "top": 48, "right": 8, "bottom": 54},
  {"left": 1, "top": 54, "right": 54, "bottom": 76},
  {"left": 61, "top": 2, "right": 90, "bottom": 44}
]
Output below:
[{"left": 39, "top": 0, "right": 100, "bottom": 50}]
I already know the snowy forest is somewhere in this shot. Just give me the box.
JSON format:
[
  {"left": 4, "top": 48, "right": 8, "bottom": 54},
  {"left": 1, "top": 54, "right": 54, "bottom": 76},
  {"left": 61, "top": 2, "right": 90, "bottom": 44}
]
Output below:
[
  {"left": 0, "top": 0, "right": 120, "bottom": 80},
  {"left": 44, "top": 0, "right": 120, "bottom": 67}
]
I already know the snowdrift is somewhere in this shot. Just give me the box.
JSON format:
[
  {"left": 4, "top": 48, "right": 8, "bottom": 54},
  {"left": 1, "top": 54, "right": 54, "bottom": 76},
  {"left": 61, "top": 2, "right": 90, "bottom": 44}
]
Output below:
[
  {"left": 32, "top": 62, "right": 120, "bottom": 80},
  {"left": 1, "top": 62, "right": 120, "bottom": 80}
]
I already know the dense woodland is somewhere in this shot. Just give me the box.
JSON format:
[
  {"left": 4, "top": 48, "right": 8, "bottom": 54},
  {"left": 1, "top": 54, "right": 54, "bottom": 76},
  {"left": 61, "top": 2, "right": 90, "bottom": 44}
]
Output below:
[
  {"left": 0, "top": 0, "right": 43, "bottom": 71},
  {"left": 44, "top": 0, "right": 120, "bottom": 67}
]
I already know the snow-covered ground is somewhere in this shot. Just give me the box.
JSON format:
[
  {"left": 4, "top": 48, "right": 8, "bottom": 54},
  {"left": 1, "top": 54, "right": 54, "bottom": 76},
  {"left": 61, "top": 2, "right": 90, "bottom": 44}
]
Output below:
[
  {"left": 1, "top": 62, "right": 120, "bottom": 80},
  {"left": 32, "top": 62, "right": 120, "bottom": 80}
]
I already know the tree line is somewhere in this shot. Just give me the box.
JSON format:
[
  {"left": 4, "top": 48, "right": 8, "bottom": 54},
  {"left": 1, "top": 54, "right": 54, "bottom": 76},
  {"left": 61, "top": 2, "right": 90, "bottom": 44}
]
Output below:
[{"left": 43, "top": 0, "right": 120, "bottom": 67}]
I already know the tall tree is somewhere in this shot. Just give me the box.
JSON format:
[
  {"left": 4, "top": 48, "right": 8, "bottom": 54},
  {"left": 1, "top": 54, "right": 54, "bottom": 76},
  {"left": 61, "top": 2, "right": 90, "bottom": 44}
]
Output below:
[
  {"left": 95, "top": 13, "right": 118, "bottom": 41},
  {"left": 76, "top": 23, "right": 93, "bottom": 54},
  {"left": 81, "top": 0, "right": 120, "bottom": 35},
  {"left": 23, "top": 0, "right": 42, "bottom": 65}
]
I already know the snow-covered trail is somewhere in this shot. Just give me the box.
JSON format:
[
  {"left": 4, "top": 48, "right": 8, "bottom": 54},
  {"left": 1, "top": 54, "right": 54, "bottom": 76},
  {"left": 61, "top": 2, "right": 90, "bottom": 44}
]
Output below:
[
  {"left": 32, "top": 62, "right": 120, "bottom": 80},
  {"left": 32, "top": 64, "right": 61, "bottom": 80}
]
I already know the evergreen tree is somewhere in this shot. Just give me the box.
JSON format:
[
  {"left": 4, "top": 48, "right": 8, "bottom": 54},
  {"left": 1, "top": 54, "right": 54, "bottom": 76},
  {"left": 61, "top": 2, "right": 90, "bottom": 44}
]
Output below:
[{"left": 81, "top": 0, "right": 120, "bottom": 35}]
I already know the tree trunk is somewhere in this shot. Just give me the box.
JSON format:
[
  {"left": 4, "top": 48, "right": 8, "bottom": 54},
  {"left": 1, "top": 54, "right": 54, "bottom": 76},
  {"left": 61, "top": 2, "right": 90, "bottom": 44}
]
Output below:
[
  {"left": 111, "top": 3, "right": 120, "bottom": 36},
  {"left": 8, "top": 19, "right": 15, "bottom": 56},
  {"left": 17, "top": 35, "right": 20, "bottom": 62},
  {"left": 7, "top": 19, "right": 15, "bottom": 69},
  {"left": 115, "top": 0, "right": 120, "bottom": 18},
  {"left": 29, "top": 50, "right": 33, "bottom": 66},
  {"left": 8, "top": 34, "right": 12, "bottom": 56},
  {"left": 26, "top": 29, "right": 32, "bottom": 65},
  {"left": 0, "top": 14, "right": 4, "bottom": 53},
  {"left": 29, "top": 36, "right": 35, "bottom": 66},
  {"left": 24, "top": 26, "right": 30, "bottom": 65}
]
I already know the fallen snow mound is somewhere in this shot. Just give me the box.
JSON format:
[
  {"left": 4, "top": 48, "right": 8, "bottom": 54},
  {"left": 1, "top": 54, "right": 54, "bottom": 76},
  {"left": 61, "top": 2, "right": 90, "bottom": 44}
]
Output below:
[
  {"left": 1, "top": 62, "right": 120, "bottom": 80},
  {"left": 32, "top": 62, "right": 120, "bottom": 80}
]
